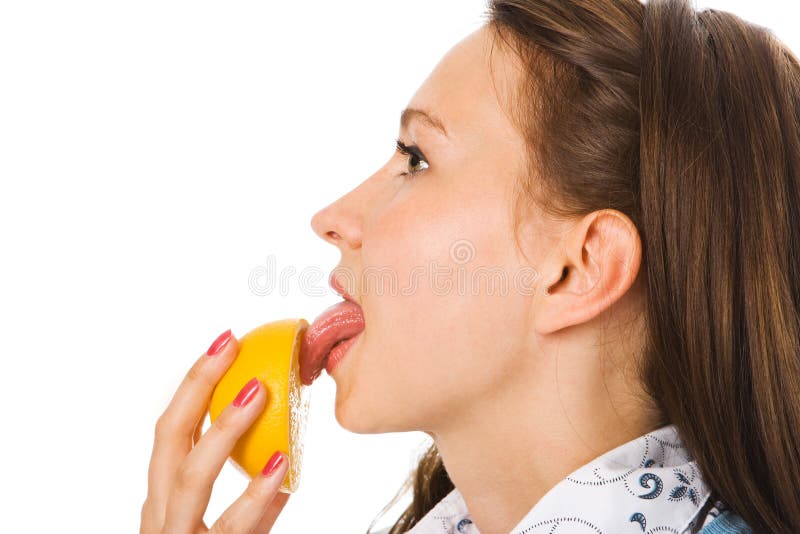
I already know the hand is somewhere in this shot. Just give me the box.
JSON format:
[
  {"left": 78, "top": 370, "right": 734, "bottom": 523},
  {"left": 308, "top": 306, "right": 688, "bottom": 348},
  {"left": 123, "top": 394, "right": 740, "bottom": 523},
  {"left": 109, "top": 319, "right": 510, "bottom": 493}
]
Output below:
[{"left": 140, "top": 329, "right": 291, "bottom": 534}]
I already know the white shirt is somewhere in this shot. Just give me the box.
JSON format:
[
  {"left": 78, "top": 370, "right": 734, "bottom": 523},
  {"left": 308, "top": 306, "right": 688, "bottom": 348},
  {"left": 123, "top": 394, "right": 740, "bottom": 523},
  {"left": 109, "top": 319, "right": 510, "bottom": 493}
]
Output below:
[{"left": 393, "top": 424, "right": 727, "bottom": 534}]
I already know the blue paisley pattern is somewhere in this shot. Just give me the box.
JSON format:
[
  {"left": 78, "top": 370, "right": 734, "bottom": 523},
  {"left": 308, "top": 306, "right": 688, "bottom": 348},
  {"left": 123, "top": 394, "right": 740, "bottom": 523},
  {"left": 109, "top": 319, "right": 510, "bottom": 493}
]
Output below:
[
  {"left": 637, "top": 472, "right": 663, "bottom": 499},
  {"left": 403, "top": 424, "right": 718, "bottom": 534}
]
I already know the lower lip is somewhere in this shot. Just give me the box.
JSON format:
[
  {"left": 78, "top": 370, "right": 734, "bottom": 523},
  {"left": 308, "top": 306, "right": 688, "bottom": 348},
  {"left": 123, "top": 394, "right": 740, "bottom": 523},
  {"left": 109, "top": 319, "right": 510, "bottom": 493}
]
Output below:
[{"left": 325, "top": 331, "right": 363, "bottom": 375}]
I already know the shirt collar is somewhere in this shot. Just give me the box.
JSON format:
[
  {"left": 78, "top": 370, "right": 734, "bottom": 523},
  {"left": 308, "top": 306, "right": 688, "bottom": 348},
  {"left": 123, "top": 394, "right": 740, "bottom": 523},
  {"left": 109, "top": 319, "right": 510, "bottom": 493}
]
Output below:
[{"left": 407, "top": 424, "right": 712, "bottom": 534}]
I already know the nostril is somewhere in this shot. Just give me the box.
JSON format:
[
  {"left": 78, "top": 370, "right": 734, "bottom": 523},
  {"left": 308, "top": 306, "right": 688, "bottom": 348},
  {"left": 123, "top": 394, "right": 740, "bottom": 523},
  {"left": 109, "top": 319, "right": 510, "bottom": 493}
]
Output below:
[{"left": 326, "top": 231, "right": 341, "bottom": 241}]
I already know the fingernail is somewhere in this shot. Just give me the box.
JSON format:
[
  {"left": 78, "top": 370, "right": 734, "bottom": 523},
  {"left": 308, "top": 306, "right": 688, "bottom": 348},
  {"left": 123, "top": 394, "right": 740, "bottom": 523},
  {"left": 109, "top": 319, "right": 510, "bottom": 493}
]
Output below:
[
  {"left": 207, "top": 329, "right": 232, "bottom": 356},
  {"left": 262, "top": 451, "right": 286, "bottom": 477},
  {"left": 233, "top": 377, "right": 260, "bottom": 408}
]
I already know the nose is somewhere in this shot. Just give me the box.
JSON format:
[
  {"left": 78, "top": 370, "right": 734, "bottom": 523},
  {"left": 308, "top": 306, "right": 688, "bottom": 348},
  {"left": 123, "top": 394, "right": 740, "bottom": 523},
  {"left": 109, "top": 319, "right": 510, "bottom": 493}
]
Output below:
[{"left": 310, "top": 191, "right": 363, "bottom": 251}]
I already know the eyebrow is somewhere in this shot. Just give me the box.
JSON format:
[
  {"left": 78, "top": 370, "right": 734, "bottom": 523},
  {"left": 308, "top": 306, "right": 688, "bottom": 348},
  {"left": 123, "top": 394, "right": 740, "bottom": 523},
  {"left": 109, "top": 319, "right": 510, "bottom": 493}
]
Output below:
[{"left": 400, "top": 107, "right": 449, "bottom": 138}]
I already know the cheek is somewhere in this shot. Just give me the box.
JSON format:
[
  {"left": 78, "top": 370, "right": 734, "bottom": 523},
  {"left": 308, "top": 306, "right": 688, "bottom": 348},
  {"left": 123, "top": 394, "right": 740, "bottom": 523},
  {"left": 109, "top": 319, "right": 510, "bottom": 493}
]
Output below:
[{"left": 353, "top": 186, "right": 529, "bottom": 418}]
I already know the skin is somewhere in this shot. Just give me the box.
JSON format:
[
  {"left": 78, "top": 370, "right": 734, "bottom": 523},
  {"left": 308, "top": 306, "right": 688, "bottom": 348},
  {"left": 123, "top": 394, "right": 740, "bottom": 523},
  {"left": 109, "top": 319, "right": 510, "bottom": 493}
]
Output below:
[
  {"left": 310, "top": 24, "right": 660, "bottom": 534},
  {"left": 140, "top": 23, "right": 659, "bottom": 534}
]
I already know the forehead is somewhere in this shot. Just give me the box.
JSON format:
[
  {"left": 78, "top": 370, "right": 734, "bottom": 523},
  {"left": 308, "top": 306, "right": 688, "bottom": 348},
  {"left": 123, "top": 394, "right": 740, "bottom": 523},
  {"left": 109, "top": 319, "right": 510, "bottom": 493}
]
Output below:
[{"left": 403, "top": 25, "right": 523, "bottom": 142}]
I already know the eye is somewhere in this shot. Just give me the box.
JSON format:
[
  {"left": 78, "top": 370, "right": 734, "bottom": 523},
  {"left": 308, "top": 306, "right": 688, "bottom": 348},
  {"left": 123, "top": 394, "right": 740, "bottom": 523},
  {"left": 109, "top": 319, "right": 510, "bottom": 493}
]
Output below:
[{"left": 395, "top": 139, "right": 430, "bottom": 178}]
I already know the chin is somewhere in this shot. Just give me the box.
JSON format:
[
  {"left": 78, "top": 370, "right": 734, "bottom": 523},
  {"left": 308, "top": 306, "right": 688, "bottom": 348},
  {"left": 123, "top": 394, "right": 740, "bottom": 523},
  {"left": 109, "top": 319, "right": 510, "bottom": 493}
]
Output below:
[
  {"left": 334, "top": 393, "right": 384, "bottom": 434},
  {"left": 333, "top": 394, "right": 422, "bottom": 434}
]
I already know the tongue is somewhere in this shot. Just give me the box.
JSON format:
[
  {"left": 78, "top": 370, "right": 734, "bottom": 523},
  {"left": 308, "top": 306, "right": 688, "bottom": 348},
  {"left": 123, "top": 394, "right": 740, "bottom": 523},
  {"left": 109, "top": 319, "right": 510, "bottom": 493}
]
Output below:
[{"left": 299, "top": 300, "right": 364, "bottom": 385}]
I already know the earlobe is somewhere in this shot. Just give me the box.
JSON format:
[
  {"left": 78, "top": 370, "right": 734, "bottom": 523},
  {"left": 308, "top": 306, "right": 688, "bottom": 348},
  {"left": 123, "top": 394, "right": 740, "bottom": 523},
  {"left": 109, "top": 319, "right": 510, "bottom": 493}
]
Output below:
[{"left": 533, "top": 210, "right": 642, "bottom": 335}]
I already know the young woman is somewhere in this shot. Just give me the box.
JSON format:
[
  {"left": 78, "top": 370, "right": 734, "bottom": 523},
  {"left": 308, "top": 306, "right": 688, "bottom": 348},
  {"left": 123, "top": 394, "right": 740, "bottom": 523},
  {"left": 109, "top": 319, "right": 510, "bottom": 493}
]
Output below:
[{"left": 140, "top": 1, "right": 800, "bottom": 532}]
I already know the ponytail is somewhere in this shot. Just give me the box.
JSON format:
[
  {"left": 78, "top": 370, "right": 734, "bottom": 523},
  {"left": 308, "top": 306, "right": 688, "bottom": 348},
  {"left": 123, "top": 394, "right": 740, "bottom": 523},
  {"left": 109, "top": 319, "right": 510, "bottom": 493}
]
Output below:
[{"left": 639, "top": 2, "right": 800, "bottom": 530}]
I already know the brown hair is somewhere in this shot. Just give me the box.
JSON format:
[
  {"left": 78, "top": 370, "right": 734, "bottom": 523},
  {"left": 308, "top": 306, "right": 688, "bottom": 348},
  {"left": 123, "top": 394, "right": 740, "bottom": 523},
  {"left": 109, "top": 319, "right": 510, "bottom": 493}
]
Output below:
[{"left": 367, "top": 1, "right": 800, "bottom": 532}]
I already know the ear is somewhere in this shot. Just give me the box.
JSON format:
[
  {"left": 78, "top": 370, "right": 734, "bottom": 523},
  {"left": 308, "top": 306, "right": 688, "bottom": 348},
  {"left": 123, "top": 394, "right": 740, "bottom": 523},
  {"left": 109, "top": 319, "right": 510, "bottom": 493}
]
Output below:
[{"left": 532, "top": 209, "right": 642, "bottom": 335}]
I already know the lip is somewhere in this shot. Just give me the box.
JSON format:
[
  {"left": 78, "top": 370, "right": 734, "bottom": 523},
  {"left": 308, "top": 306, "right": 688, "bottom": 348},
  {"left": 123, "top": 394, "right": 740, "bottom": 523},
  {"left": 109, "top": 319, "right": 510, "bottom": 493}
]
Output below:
[
  {"left": 329, "top": 271, "right": 358, "bottom": 304},
  {"left": 324, "top": 330, "right": 363, "bottom": 375}
]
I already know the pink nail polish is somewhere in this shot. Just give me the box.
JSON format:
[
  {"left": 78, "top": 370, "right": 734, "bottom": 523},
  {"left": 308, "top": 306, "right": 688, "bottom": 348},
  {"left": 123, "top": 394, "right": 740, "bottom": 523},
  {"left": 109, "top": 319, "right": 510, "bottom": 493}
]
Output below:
[
  {"left": 262, "top": 451, "right": 285, "bottom": 477},
  {"left": 207, "top": 329, "right": 232, "bottom": 356},
  {"left": 233, "top": 377, "right": 260, "bottom": 408}
]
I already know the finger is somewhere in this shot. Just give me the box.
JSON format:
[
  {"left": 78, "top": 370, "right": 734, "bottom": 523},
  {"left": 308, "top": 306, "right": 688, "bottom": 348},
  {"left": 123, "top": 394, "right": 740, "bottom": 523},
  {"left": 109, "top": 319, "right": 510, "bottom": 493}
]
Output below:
[
  {"left": 252, "top": 492, "right": 291, "bottom": 534},
  {"left": 163, "top": 377, "right": 268, "bottom": 533},
  {"left": 161, "top": 329, "right": 238, "bottom": 443},
  {"left": 209, "top": 452, "right": 291, "bottom": 534},
  {"left": 146, "top": 330, "right": 238, "bottom": 519},
  {"left": 193, "top": 413, "right": 205, "bottom": 447}
]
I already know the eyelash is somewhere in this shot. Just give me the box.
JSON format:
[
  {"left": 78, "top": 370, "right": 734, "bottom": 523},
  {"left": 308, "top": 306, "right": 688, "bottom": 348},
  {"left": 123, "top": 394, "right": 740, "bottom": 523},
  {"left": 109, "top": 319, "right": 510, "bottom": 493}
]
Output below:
[{"left": 395, "top": 139, "right": 430, "bottom": 178}]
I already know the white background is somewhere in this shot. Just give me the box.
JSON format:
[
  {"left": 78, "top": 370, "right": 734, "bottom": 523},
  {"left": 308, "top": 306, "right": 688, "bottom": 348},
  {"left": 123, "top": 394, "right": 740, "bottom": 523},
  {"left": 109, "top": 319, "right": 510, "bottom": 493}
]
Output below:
[{"left": 1, "top": 1, "right": 796, "bottom": 532}]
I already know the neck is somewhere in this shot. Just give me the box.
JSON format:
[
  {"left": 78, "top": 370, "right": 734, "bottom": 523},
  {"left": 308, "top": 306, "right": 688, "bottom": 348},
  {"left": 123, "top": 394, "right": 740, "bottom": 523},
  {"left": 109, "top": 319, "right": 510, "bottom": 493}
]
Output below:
[{"left": 427, "top": 343, "right": 658, "bottom": 534}]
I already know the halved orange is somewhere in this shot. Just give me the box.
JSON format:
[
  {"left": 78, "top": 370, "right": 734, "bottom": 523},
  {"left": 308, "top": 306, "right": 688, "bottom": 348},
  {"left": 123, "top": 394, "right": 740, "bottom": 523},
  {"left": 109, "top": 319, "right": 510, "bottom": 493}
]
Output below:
[{"left": 208, "top": 318, "right": 310, "bottom": 493}]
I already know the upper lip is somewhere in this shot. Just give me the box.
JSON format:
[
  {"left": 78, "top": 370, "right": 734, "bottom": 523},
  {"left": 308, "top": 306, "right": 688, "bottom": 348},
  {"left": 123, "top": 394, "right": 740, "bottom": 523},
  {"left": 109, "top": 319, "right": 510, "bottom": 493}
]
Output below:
[{"left": 329, "top": 270, "right": 358, "bottom": 304}]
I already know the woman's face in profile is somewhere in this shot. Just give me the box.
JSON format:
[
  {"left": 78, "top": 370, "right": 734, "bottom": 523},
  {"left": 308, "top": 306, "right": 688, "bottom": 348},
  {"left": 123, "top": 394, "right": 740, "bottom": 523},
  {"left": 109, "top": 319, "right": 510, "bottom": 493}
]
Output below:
[{"left": 311, "top": 25, "right": 551, "bottom": 434}]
